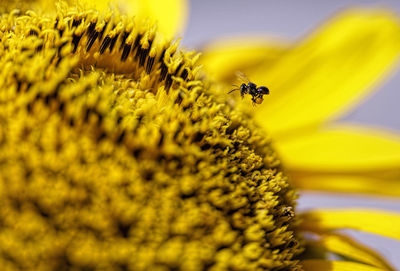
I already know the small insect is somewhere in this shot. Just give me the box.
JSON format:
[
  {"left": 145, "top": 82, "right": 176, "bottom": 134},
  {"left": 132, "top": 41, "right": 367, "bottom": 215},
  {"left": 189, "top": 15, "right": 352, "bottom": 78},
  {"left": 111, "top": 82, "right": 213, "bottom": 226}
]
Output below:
[{"left": 229, "top": 72, "right": 270, "bottom": 105}]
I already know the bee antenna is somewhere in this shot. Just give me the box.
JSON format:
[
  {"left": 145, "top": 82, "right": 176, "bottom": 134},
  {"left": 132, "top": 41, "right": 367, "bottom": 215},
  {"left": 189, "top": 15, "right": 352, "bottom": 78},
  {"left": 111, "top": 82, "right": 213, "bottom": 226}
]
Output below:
[
  {"left": 228, "top": 84, "right": 240, "bottom": 93},
  {"left": 228, "top": 88, "right": 239, "bottom": 94}
]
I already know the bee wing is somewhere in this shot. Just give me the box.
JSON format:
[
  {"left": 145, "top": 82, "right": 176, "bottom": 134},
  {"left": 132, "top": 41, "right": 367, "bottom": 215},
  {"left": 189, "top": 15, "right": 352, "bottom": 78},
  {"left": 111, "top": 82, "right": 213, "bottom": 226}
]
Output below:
[{"left": 235, "top": 71, "right": 250, "bottom": 84}]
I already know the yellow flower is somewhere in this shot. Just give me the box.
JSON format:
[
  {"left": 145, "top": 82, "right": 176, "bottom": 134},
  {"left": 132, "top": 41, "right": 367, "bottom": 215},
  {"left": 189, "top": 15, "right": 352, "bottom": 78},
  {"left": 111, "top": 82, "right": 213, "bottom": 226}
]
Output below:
[
  {"left": 0, "top": 1, "right": 399, "bottom": 271},
  {"left": 0, "top": 2, "right": 301, "bottom": 271}
]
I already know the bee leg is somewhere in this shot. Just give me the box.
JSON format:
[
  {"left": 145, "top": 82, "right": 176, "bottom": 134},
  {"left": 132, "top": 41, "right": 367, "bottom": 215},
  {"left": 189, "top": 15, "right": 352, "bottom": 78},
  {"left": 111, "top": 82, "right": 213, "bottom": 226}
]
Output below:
[
  {"left": 240, "top": 89, "right": 246, "bottom": 98},
  {"left": 251, "top": 96, "right": 256, "bottom": 106}
]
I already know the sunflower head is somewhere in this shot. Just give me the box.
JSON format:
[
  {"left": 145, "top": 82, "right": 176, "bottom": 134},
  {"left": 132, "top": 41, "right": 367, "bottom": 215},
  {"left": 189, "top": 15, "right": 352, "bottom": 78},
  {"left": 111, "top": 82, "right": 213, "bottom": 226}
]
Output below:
[{"left": 0, "top": 4, "right": 304, "bottom": 271}]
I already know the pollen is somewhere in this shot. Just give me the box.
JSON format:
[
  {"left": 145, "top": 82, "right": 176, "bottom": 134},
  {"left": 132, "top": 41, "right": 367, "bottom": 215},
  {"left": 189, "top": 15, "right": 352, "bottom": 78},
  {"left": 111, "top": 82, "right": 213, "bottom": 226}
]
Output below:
[{"left": 0, "top": 4, "right": 303, "bottom": 271}]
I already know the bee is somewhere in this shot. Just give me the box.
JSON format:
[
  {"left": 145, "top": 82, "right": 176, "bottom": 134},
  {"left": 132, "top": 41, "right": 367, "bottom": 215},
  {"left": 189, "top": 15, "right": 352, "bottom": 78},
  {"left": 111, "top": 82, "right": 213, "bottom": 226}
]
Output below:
[{"left": 229, "top": 72, "right": 269, "bottom": 105}]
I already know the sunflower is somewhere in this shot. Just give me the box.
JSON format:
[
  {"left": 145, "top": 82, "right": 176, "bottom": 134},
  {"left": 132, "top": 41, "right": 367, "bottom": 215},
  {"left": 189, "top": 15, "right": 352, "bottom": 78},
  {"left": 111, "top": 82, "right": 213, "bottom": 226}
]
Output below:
[{"left": 0, "top": 0, "right": 399, "bottom": 271}]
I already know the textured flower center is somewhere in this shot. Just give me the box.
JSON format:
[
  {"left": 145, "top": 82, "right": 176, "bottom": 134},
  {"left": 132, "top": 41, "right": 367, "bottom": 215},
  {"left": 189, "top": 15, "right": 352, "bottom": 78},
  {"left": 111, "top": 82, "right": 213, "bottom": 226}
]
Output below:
[{"left": 0, "top": 5, "right": 303, "bottom": 271}]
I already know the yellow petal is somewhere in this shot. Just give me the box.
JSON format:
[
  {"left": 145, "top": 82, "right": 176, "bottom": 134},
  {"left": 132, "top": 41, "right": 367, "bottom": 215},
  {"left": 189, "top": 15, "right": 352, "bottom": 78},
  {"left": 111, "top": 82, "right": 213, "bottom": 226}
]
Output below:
[
  {"left": 310, "top": 233, "right": 394, "bottom": 270},
  {"left": 275, "top": 124, "right": 400, "bottom": 172},
  {"left": 200, "top": 37, "right": 289, "bottom": 82},
  {"left": 80, "top": 0, "right": 188, "bottom": 38},
  {"left": 300, "top": 209, "right": 400, "bottom": 240},
  {"left": 302, "top": 260, "right": 386, "bottom": 271},
  {"left": 252, "top": 9, "right": 400, "bottom": 137},
  {"left": 1, "top": 0, "right": 57, "bottom": 13},
  {"left": 290, "top": 173, "right": 400, "bottom": 197}
]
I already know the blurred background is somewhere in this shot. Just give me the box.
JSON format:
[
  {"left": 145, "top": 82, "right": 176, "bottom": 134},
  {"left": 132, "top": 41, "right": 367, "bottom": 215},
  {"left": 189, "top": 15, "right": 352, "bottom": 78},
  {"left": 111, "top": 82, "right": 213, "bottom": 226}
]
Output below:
[{"left": 180, "top": 0, "right": 400, "bottom": 268}]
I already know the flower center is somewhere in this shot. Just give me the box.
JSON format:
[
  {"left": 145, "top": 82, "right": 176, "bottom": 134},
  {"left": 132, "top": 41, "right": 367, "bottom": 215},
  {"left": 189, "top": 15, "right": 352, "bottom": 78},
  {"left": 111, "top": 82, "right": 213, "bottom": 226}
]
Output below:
[{"left": 0, "top": 5, "right": 303, "bottom": 271}]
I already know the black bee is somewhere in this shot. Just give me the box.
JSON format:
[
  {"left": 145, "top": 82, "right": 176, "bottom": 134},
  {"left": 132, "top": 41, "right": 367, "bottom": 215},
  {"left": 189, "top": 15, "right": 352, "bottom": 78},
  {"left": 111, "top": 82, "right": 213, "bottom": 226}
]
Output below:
[{"left": 229, "top": 72, "right": 270, "bottom": 105}]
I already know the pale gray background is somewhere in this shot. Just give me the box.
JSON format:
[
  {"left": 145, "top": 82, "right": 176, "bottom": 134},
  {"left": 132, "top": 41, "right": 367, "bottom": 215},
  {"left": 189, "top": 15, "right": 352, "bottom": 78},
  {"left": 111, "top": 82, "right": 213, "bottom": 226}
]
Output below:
[{"left": 181, "top": 0, "right": 400, "bottom": 269}]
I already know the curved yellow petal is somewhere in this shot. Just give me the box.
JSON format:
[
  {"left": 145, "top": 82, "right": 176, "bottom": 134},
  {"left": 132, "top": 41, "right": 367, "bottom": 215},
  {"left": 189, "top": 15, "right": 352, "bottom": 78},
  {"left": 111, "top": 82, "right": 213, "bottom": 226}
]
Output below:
[
  {"left": 200, "top": 37, "right": 289, "bottom": 82},
  {"left": 1, "top": 0, "right": 57, "bottom": 13},
  {"left": 309, "top": 233, "right": 394, "bottom": 270},
  {"left": 300, "top": 209, "right": 400, "bottom": 240},
  {"left": 80, "top": 0, "right": 188, "bottom": 38},
  {"left": 289, "top": 173, "right": 400, "bottom": 197},
  {"left": 4, "top": 0, "right": 188, "bottom": 38},
  {"left": 302, "top": 260, "right": 386, "bottom": 271},
  {"left": 275, "top": 124, "right": 400, "bottom": 172},
  {"left": 252, "top": 9, "right": 400, "bottom": 137}
]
